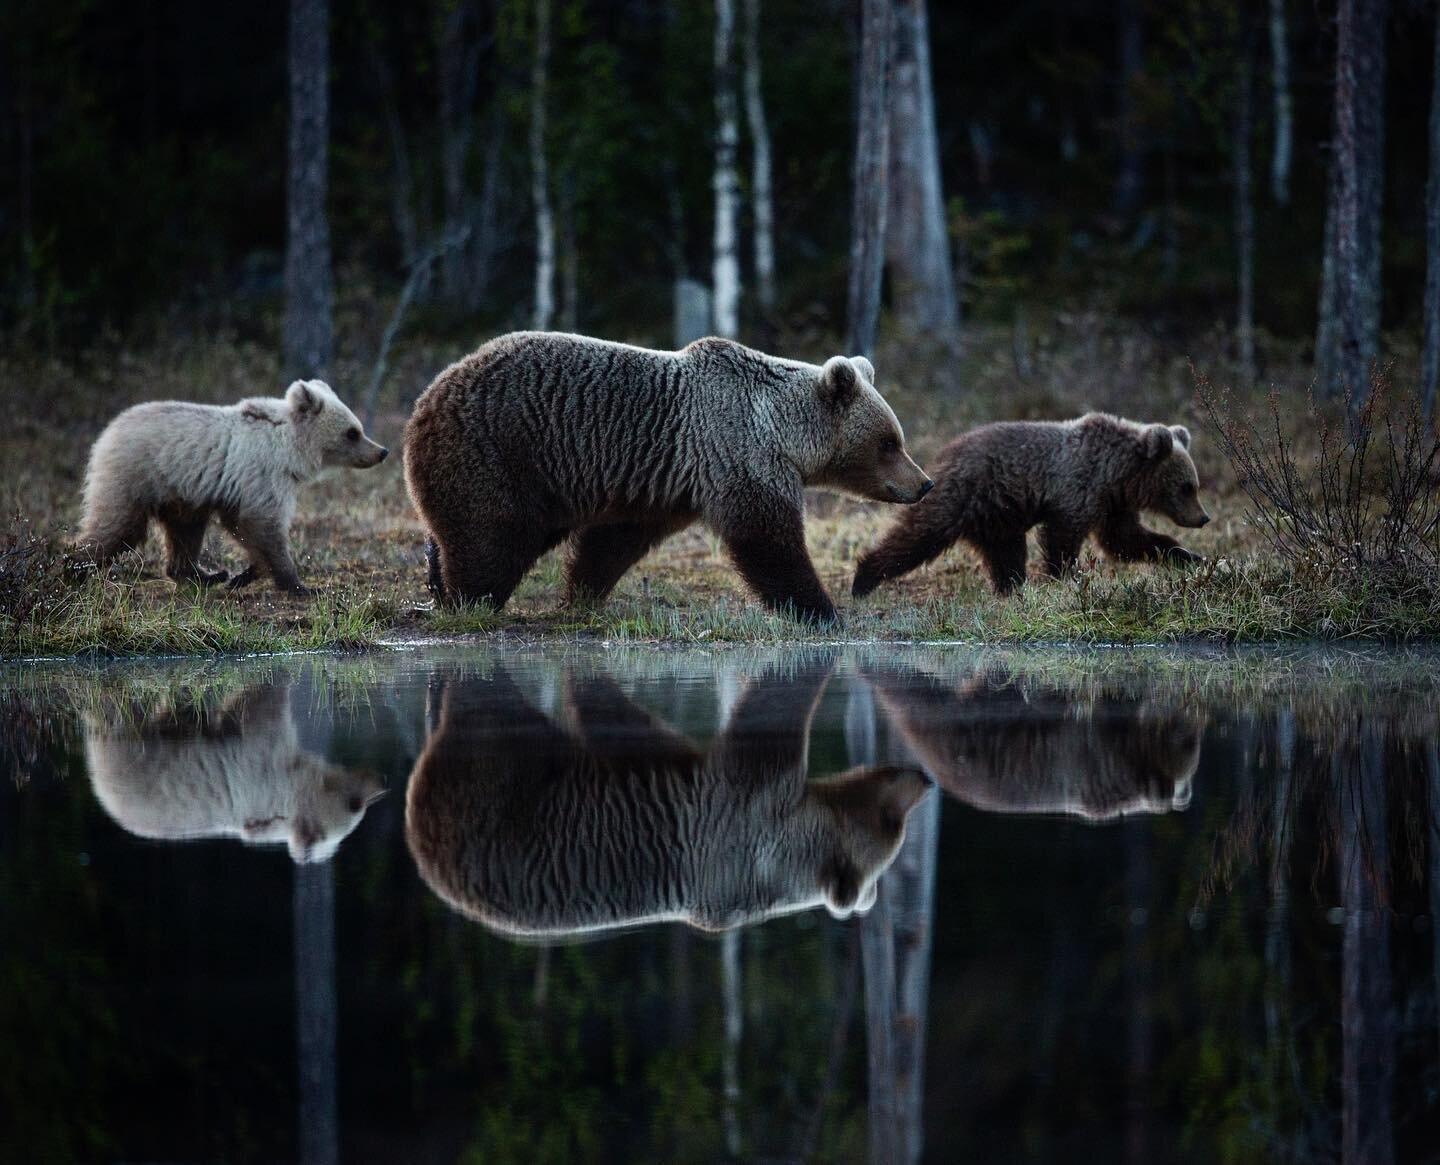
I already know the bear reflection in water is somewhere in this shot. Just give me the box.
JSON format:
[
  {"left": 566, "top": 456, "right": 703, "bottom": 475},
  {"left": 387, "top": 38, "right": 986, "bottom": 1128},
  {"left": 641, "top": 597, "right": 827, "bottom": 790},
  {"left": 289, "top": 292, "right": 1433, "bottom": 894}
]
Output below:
[
  {"left": 405, "top": 658, "right": 931, "bottom": 938},
  {"left": 863, "top": 663, "right": 1201, "bottom": 819},
  {"left": 85, "top": 683, "right": 385, "bottom": 862}
]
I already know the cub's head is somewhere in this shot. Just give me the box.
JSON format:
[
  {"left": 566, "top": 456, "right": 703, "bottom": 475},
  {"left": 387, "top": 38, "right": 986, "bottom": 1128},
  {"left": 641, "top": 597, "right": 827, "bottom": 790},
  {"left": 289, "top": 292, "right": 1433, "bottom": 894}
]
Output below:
[
  {"left": 287, "top": 380, "right": 389, "bottom": 470},
  {"left": 258, "top": 763, "right": 386, "bottom": 864},
  {"left": 813, "top": 356, "right": 932, "bottom": 504},
  {"left": 1133, "top": 423, "right": 1209, "bottom": 528}
]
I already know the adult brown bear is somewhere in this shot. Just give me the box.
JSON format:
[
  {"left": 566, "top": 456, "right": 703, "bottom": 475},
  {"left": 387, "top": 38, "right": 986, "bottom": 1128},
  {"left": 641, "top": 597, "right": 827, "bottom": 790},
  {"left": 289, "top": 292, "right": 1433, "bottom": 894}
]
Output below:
[{"left": 404, "top": 332, "right": 931, "bottom": 623}]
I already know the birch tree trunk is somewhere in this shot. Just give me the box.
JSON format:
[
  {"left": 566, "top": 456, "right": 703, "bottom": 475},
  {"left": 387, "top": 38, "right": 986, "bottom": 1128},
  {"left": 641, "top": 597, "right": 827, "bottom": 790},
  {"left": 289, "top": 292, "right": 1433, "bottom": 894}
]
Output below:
[
  {"left": 531, "top": 0, "right": 555, "bottom": 331},
  {"left": 713, "top": 0, "right": 741, "bottom": 338},
  {"left": 847, "top": 0, "right": 894, "bottom": 361},
  {"left": 1269, "top": 0, "right": 1293, "bottom": 204},
  {"left": 742, "top": 0, "right": 775, "bottom": 314},
  {"left": 1112, "top": 0, "right": 1143, "bottom": 217},
  {"left": 1422, "top": 10, "right": 1440, "bottom": 424},
  {"left": 886, "top": 0, "right": 960, "bottom": 344},
  {"left": 283, "top": 0, "right": 334, "bottom": 379},
  {"left": 1235, "top": 24, "right": 1257, "bottom": 386}
]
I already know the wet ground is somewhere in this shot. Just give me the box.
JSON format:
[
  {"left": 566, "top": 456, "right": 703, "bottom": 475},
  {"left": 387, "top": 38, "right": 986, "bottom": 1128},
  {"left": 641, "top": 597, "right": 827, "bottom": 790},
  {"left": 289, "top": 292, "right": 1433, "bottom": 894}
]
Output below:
[{"left": 2, "top": 644, "right": 1438, "bottom": 1163}]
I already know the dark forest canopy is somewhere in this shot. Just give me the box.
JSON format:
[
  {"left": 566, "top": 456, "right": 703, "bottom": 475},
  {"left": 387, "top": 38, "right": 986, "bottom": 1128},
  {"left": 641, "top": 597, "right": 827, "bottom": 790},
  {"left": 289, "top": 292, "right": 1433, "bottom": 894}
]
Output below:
[{"left": 1, "top": 0, "right": 1436, "bottom": 347}]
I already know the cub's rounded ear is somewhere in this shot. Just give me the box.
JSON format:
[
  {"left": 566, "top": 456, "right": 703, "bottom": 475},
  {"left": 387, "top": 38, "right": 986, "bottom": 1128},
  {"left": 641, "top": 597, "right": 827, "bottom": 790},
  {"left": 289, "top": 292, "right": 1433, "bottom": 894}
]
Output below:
[
  {"left": 286, "top": 380, "right": 322, "bottom": 416},
  {"left": 1169, "top": 424, "right": 1192, "bottom": 450},
  {"left": 818, "top": 355, "right": 860, "bottom": 405},
  {"left": 1141, "top": 423, "right": 1176, "bottom": 460},
  {"left": 849, "top": 355, "right": 876, "bottom": 384}
]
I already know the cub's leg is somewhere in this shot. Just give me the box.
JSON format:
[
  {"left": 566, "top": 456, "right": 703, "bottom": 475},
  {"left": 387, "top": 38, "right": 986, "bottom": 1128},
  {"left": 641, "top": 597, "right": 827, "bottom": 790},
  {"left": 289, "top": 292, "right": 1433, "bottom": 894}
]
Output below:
[
  {"left": 159, "top": 508, "right": 228, "bottom": 585},
  {"left": 852, "top": 506, "right": 959, "bottom": 597},
  {"left": 436, "top": 521, "right": 566, "bottom": 610},
  {"left": 974, "top": 532, "right": 1029, "bottom": 594},
  {"left": 1096, "top": 511, "right": 1201, "bottom": 566},
  {"left": 1038, "top": 520, "right": 1086, "bottom": 579},
  {"left": 222, "top": 512, "right": 310, "bottom": 595},
  {"left": 717, "top": 502, "right": 837, "bottom": 625},
  {"left": 564, "top": 515, "right": 694, "bottom": 604},
  {"left": 77, "top": 503, "right": 150, "bottom": 566}
]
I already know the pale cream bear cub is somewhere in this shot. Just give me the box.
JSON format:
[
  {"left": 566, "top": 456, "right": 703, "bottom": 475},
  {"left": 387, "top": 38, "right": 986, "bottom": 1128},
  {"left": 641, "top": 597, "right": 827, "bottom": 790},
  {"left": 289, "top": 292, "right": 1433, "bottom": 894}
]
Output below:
[{"left": 76, "top": 379, "right": 387, "bottom": 594}]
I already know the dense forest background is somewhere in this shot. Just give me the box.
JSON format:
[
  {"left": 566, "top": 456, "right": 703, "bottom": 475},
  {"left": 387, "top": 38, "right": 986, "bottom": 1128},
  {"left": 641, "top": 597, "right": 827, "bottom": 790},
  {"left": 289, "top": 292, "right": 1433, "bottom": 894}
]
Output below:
[{"left": 3, "top": 0, "right": 1436, "bottom": 370}]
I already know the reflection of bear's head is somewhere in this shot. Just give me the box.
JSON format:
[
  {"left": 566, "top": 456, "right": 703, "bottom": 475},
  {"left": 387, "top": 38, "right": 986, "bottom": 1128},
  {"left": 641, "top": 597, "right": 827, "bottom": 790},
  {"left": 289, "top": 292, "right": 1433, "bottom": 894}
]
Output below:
[
  {"left": 864, "top": 664, "right": 1201, "bottom": 821},
  {"left": 286, "top": 379, "right": 389, "bottom": 472},
  {"left": 811, "top": 356, "right": 933, "bottom": 505},
  {"left": 85, "top": 683, "right": 384, "bottom": 862},
  {"left": 404, "top": 658, "right": 930, "bottom": 938}
]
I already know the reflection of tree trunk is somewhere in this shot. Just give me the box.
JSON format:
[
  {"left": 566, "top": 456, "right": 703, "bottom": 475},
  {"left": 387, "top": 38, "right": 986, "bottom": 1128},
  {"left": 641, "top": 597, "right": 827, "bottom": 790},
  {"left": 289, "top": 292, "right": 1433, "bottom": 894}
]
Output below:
[
  {"left": 742, "top": 0, "right": 775, "bottom": 314},
  {"left": 1428, "top": 744, "right": 1440, "bottom": 1061},
  {"left": 713, "top": 0, "right": 741, "bottom": 337},
  {"left": 294, "top": 862, "right": 337, "bottom": 1165},
  {"left": 847, "top": 0, "right": 894, "bottom": 361},
  {"left": 1123, "top": 825, "right": 1151, "bottom": 1165},
  {"left": 669, "top": 926, "right": 693, "bottom": 1042},
  {"left": 1265, "top": 712, "right": 1299, "bottom": 1152},
  {"left": 721, "top": 928, "right": 743, "bottom": 1157},
  {"left": 283, "top": 0, "right": 334, "bottom": 379},
  {"left": 794, "top": 930, "right": 861, "bottom": 1160},
  {"left": 1338, "top": 731, "right": 1393, "bottom": 1165},
  {"left": 530, "top": 0, "right": 555, "bottom": 331},
  {"left": 886, "top": 0, "right": 959, "bottom": 343}
]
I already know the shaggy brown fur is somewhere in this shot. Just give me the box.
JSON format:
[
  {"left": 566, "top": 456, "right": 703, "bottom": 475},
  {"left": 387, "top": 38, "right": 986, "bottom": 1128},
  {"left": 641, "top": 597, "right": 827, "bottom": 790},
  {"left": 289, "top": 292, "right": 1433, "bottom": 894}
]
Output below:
[
  {"left": 404, "top": 332, "right": 932, "bottom": 623},
  {"left": 852, "top": 412, "right": 1210, "bottom": 597},
  {"left": 404, "top": 657, "right": 930, "bottom": 937},
  {"left": 863, "top": 663, "right": 1201, "bottom": 820}
]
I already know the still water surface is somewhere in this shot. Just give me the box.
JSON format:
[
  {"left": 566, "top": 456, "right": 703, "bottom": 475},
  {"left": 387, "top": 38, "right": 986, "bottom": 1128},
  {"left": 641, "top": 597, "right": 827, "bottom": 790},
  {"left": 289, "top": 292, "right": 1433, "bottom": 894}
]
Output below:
[{"left": 2, "top": 645, "right": 1439, "bottom": 1163}]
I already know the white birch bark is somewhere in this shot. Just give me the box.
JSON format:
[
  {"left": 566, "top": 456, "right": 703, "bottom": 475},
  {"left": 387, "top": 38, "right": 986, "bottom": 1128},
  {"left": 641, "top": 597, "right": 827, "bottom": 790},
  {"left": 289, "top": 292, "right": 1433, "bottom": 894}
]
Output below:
[
  {"left": 713, "top": 0, "right": 741, "bottom": 338},
  {"left": 742, "top": 0, "right": 775, "bottom": 313},
  {"left": 847, "top": 0, "right": 894, "bottom": 360},
  {"left": 531, "top": 0, "right": 555, "bottom": 332}
]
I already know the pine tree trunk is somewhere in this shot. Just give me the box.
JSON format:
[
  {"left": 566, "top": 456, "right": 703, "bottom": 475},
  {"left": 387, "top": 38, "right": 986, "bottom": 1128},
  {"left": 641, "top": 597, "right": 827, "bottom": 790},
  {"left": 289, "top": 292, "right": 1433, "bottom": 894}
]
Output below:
[
  {"left": 1332, "top": 0, "right": 1387, "bottom": 423},
  {"left": 283, "top": 0, "right": 334, "bottom": 379},
  {"left": 465, "top": 107, "right": 505, "bottom": 312},
  {"left": 742, "top": 0, "right": 775, "bottom": 314},
  {"left": 1316, "top": 159, "right": 1340, "bottom": 395},
  {"left": 713, "top": 0, "right": 741, "bottom": 338},
  {"left": 1269, "top": 0, "right": 1293, "bottom": 204},
  {"left": 437, "top": 3, "right": 478, "bottom": 303},
  {"left": 847, "top": 0, "right": 894, "bottom": 360},
  {"left": 886, "top": 0, "right": 960, "bottom": 344},
  {"left": 1422, "top": 10, "right": 1440, "bottom": 424},
  {"left": 1112, "top": 0, "right": 1143, "bottom": 217},
  {"left": 559, "top": 175, "right": 578, "bottom": 332},
  {"left": 1235, "top": 24, "right": 1257, "bottom": 385},
  {"left": 530, "top": 0, "right": 555, "bottom": 331}
]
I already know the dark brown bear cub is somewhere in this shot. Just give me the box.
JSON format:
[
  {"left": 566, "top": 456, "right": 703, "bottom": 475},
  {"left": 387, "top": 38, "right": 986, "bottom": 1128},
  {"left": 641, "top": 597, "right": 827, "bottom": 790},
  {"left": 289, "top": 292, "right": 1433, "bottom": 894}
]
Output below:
[
  {"left": 404, "top": 332, "right": 931, "bottom": 624},
  {"left": 852, "top": 413, "right": 1210, "bottom": 597}
]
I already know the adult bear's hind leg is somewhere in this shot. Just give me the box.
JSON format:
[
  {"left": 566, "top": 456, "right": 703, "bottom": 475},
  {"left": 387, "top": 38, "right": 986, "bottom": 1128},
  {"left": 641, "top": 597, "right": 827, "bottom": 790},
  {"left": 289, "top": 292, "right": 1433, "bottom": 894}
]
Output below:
[
  {"left": 565, "top": 515, "right": 692, "bottom": 604},
  {"left": 439, "top": 522, "right": 566, "bottom": 611}
]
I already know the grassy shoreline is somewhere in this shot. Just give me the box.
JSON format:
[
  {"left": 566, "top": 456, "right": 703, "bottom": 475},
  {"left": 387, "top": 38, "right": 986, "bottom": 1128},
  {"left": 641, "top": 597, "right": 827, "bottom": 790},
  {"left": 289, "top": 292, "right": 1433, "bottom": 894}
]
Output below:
[{"left": 5, "top": 321, "right": 1436, "bottom": 658}]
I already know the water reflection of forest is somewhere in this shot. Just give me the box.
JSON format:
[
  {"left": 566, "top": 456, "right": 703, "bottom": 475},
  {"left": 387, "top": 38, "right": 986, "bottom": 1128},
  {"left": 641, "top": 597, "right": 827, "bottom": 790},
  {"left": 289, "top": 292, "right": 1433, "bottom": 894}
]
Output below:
[{"left": 2, "top": 648, "right": 1438, "bottom": 1161}]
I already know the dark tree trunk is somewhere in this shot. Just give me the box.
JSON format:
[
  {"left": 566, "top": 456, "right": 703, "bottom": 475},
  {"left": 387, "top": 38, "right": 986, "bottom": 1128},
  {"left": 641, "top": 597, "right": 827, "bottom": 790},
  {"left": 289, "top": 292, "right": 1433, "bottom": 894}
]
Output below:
[
  {"left": 1269, "top": 0, "right": 1293, "bottom": 204},
  {"left": 283, "top": 0, "right": 334, "bottom": 379},
  {"left": 1422, "top": 10, "right": 1440, "bottom": 423},
  {"left": 531, "top": 0, "right": 554, "bottom": 330},
  {"left": 366, "top": 42, "right": 419, "bottom": 269},
  {"left": 1113, "top": 0, "right": 1143, "bottom": 217},
  {"left": 1323, "top": 0, "right": 1387, "bottom": 417},
  {"left": 743, "top": 0, "right": 775, "bottom": 314},
  {"left": 437, "top": 2, "right": 480, "bottom": 304},
  {"left": 847, "top": 0, "right": 894, "bottom": 361},
  {"left": 1235, "top": 21, "right": 1257, "bottom": 385},
  {"left": 886, "top": 0, "right": 959, "bottom": 344}
]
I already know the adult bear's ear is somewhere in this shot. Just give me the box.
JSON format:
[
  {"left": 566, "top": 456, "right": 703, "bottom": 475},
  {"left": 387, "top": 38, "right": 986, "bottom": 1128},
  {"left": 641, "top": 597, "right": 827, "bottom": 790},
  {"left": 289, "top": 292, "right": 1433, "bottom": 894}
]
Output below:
[
  {"left": 818, "top": 356, "right": 859, "bottom": 405},
  {"left": 1141, "top": 423, "right": 1175, "bottom": 460},
  {"left": 849, "top": 355, "right": 876, "bottom": 384},
  {"left": 1169, "top": 424, "right": 1192, "bottom": 450},
  {"left": 287, "top": 380, "right": 322, "bottom": 416}
]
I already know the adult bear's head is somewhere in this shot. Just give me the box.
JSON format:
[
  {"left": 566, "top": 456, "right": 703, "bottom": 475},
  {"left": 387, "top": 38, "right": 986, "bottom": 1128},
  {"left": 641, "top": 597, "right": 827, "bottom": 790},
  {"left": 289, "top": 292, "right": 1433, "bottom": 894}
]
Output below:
[{"left": 810, "top": 356, "right": 933, "bottom": 504}]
